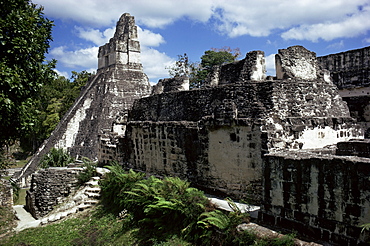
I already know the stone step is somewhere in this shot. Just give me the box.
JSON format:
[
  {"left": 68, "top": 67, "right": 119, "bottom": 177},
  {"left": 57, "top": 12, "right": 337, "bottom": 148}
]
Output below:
[
  {"left": 85, "top": 187, "right": 101, "bottom": 193},
  {"left": 86, "top": 180, "right": 99, "bottom": 187},
  {"left": 84, "top": 200, "right": 99, "bottom": 205},
  {"left": 77, "top": 204, "right": 92, "bottom": 211},
  {"left": 86, "top": 192, "right": 101, "bottom": 198}
]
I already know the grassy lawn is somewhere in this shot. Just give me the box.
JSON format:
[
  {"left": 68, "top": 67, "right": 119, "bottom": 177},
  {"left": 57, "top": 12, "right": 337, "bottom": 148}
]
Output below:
[{"left": 14, "top": 188, "right": 28, "bottom": 205}]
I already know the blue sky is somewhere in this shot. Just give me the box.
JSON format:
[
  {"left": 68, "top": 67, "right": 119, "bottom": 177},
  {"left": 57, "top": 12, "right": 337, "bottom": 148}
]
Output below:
[{"left": 34, "top": 0, "right": 370, "bottom": 83}]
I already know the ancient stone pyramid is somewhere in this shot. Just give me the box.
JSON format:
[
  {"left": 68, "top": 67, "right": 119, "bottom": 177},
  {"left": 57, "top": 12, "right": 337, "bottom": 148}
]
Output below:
[{"left": 15, "top": 13, "right": 151, "bottom": 184}]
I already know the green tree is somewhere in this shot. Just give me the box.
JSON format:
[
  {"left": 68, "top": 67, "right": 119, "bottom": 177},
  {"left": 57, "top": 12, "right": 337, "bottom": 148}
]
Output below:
[
  {"left": 167, "top": 48, "right": 240, "bottom": 89},
  {"left": 0, "top": 0, "right": 54, "bottom": 150},
  {"left": 192, "top": 47, "right": 240, "bottom": 88},
  {"left": 20, "top": 71, "right": 92, "bottom": 153}
]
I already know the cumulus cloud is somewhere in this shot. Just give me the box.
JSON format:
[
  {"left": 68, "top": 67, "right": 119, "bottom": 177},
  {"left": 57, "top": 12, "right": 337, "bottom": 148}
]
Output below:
[
  {"left": 141, "top": 47, "right": 175, "bottom": 82},
  {"left": 54, "top": 69, "right": 69, "bottom": 78},
  {"left": 36, "top": 0, "right": 215, "bottom": 28},
  {"left": 75, "top": 26, "right": 115, "bottom": 46},
  {"left": 36, "top": 0, "right": 370, "bottom": 42},
  {"left": 137, "top": 26, "right": 166, "bottom": 47},
  {"left": 50, "top": 46, "right": 98, "bottom": 69},
  {"left": 281, "top": 4, "right": 370, "bottom": 42}
]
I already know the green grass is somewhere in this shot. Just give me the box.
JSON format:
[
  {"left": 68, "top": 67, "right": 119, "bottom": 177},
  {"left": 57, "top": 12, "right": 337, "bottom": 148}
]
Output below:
[
  {"left": 0, "top": 207, "right": 17, "bottom": 238},
  {"left": 1, "top": 206, "right": 296, "bottom": 246},
  {"left": 14, "top": 188, "right": 28, "bottom": 205},
  {"left": 10, "top": 159, "right": 28, "bottom": 168},
  {"left": 2, "top": 207, "right": 138, "bottom": 246}
]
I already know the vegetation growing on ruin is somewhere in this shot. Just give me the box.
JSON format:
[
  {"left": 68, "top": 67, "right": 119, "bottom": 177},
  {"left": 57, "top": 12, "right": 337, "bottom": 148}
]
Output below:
[
  {"left": 39, "top": 148, "right": 74, "bottom": 168},
  {"left": 77, "top": 157, "right": 98, "bottom": 185},
  {"left": 2, "top": 165, "right": 296, "bottom": 245},
  {"left": 167, "top": 47, "right": 240, "bottom": 88}
]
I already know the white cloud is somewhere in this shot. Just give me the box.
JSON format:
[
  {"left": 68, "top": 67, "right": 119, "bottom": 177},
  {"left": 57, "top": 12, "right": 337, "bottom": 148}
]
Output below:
[
  {"left": 137, "top": 26, "right": 165, "bottom": 47},
  {"left": 75, "top": 26, "right": 114, "bottom": 46},
  {"left": 281, "top": 4, "right": 370, "bottom": 41},
  {"left": 141, "top": 47, "right": 175, "bottom": 82},
  {"left": 36, "top": 0, "right": 370, "bottom": 42},
  {"left": 36, "top": 0, "right": 215, "bottom": 28},
  {"left": 265, "top": 54, "right": 276, "bottom": 76},
  {"left": 50, "top": 46, "right": 98, "bottom": 69},
  {"left": 326, "top": 40, "right": 345, "bottom": 50},
  {"left": 53, "top": 69, "right": 69, "bottom": 78}
]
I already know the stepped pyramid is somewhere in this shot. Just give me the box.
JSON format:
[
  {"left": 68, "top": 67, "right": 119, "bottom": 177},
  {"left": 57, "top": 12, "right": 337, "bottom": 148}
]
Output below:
[{"left": 15, "top": 13, "right": 151, "bottom": 185}]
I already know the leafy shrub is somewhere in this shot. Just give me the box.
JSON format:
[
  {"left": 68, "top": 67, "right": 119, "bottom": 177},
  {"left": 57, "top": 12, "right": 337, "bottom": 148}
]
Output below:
[
  {"left": 99, "top": 165, "right": 298, "bottom": 245},
  {"left": 99, "top": 163, "right": 145, "bottom": 214},
  {"left": 77, "top": 157, "right": 97, "bottom": 185},
  {"left": 40, "top": 148, "right": 74, "bottom": 168},
  {"left": 125, "top": 176, "right": 209, "bottom": 241}
]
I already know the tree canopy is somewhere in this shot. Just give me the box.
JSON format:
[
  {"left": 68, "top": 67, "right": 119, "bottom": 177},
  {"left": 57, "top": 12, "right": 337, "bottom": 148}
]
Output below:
[
  {"left": 20, "top": 71, "right": 93, "bottom": 153},
  {"left": 167, "top": 47, "right": 240, "bottom": 88},
  {"left": 0, "top": 0, "right": 55, "bottom": 148}
]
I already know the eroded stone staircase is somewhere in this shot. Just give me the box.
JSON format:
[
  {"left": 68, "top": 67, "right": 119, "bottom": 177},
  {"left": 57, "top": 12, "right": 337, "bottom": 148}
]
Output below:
[{"left": 38, "top": 168, "right": 107, "bottom": 225}]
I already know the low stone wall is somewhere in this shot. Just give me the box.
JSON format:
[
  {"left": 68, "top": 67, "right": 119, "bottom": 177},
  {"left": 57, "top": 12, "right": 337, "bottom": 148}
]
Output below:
[
  {"left": 0, "top": 179, "right": 13, "bottom": 208},
  {"left": 318, "top": 46, "right": 370, "bottom": 89},
  {"left": 25, "top": 167, "right": 82, "bottom": 219},
  {"left": 125, "top": 119, "right": 264, "bottom": 202},
  {"left": 260, "top": 151, "right": 370, "bottom": 245}
]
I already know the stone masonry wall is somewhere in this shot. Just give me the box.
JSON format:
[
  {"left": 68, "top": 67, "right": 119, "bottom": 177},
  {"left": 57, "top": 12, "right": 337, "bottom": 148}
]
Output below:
[
  {"left": 123, "top": 77, "right": 362, "bottom": 202},
  {"left": 261, "top": 151, "right": 370, "bottom": 245},
  {"left": 25, "top": 167, "right": 81, "bottom": 219},
  {"left": 0, "top": 179, "right": 13, "bottom": 208},
  {"left": 318, "top": 46, "right": 370, "bottom": 89},
  {"left": 125, "top": 120, "right": 264, "bottom": 201}
]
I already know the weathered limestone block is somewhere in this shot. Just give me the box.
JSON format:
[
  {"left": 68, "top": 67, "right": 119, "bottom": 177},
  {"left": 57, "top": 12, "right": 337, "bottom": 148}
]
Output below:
[
  {"left": 246, "top": 50, "right": 267, "bottom": 81},
  {"left": 275, "top": 45, "right": 317, "bottom": 80},
  {"left": 261, "top": 151, "right": 370, "bottom": 245},
  {"left": 151, "top": 80, "right": 164, "bottom": 95},
  {"left": 318, "top": 46, "right": 370, "bottom": 89},
  {"left": 25, "top": 167, "right": 82, "bottom": 219},
  {"left": 98, "top": 13, "right": 141, "bottom": 69},
  {"left": 336, "top": 139, "right": 370, "bottom": 157},
  {"left": 0, "top": 179, "right": 13, "bottom": 208},
  {"left": 218, "top": 51, "right": 267, "bottom": 85}
]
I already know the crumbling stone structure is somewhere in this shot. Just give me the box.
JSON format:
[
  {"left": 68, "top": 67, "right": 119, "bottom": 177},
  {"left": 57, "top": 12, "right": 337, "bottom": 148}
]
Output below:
[
  {"left": 116, "top": 46, "right": 363, "bottom": 206},
  {"left": 17, "top": 12, "right": 370, "bottom": 244},
  {"left": 14, "top": 13, "right": 151, "bottom": 186},
  {"left": 261, "top": 151, "right": 370, "bottom": 245},
  {"left": 318, "top": 46, "right": 370, "bottom": 91},
  {"left": 318, "top": 46, "right": 370, "bottom": 140},
  {"left": 207, "top": 50, "right": 266, "bottom": 86},
  {"left": 25, "top": 167, "right": 81, "bottom": 219},
  {"left": 276, "top": 46, "right": 318, "bottom": 80},
  {"left": 152, "top": 76, "right": 189, "bottom": 94},
  {"left": 0, "top": 179, "right": 13, "bottom": 208}
]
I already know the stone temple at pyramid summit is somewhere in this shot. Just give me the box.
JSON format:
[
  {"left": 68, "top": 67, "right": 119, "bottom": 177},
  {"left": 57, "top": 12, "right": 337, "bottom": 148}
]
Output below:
[{"left": 11, "top": 13, "right": 370, "bottom": 245}]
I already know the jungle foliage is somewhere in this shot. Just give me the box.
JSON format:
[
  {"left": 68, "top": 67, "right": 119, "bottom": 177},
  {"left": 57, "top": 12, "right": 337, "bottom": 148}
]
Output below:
[
  {"left": 99, "top": 164, "right": 295, "bottom": 245},
  {"left": 167, "top": 47, "right": 240, "bottom": 88}
]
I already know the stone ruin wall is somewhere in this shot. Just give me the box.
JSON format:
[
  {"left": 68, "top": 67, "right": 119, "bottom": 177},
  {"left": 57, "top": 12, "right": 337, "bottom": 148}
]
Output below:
[
  {"left": 119, "top": 46, "right": 364, "bottom": 203},
  {"left": 318, "top": 46, "right": 370, "bottom": 91},
  {"left": 25, "top": 167, "right": 82, "bottom": 219},
  {"left": 108, "top": 45, "right": 369, "bottom": 243},
  {"left": 261, "top": 151, "right": 370, "bottom": 245},
  {"left": 0, "top": 179, "right": 13, "bottom": 208}
]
